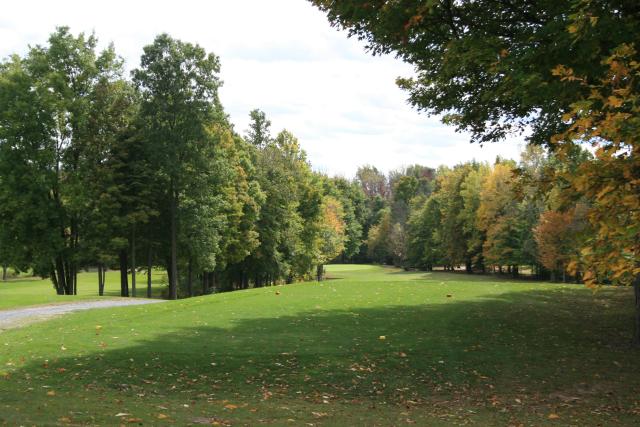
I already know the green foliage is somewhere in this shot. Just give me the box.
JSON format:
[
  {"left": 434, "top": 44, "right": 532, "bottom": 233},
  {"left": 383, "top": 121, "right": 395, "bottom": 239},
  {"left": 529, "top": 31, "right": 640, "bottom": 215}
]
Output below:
[{"left": 310, "top": 0, "right": 638, "bottom": 145}]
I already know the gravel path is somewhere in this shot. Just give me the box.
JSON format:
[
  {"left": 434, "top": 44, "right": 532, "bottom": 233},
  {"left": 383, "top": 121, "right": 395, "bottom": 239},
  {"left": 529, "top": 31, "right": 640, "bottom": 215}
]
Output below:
[{"left": 0, "top": 299, "right": 165, "bottom": 330}]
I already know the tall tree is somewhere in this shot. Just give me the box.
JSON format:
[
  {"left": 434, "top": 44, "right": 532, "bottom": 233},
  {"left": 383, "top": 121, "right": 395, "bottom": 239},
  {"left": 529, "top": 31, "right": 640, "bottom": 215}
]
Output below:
[
  {"left": 133, "top": 34, "right": 222, "bottom": 300},
  {"left": 0, "top": 27, "right": 123, "bottom": 294}
]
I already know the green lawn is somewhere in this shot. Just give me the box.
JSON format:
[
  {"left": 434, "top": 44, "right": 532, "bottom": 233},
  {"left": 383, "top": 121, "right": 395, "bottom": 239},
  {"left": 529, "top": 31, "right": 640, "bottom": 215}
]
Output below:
[
  {"left": 0, "top": 270, "right": 166, "bottom": 310},
  {"left": 0, "top": 265, "right": 638, "bottom": 425}
]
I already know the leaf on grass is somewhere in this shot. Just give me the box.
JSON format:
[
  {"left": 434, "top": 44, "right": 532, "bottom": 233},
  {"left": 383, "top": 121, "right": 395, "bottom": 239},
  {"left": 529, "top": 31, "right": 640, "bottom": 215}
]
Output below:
[
  {"left": 548, "top": 413, "right": 560, "bottom": 419},
  {"left": 46, "top": 390, "right": 56, "bottom": 396}
]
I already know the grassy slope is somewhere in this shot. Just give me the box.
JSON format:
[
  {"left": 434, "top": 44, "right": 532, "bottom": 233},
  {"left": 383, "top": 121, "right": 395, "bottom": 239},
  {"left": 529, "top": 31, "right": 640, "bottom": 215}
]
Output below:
[
  {"left": 0, "top": 270, "right": 166, "bottom": 310},
  {"left": 0, "top": 265, "right": 638, "bottom": 426}
]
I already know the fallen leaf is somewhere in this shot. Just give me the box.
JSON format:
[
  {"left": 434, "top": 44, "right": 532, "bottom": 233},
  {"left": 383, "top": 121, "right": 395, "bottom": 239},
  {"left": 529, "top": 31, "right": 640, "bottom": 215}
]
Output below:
[
  {"left": 548, "top": 413, "right": 560, "bottom": 419},
  {"left": 46, "top": 390, "right": 56, "bottom": 396}
]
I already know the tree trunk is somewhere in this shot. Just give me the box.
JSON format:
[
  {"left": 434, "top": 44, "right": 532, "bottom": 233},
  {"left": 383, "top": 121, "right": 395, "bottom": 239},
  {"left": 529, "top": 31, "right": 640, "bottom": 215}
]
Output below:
[
  {"left": 169, "top": 190, "right": 178, "bottom": 300},
  {"left": 119, "top": 250, "right": 129, "bottom": 297},
  {"left": 633, "top": 275, "right": 640, "bottom": 347},
  {"left": 98, "top": 264, "right": 104, "bottom": 296},
  {"left": 2, "top": 265, "right": 6, "bottom": 281},
  {"left": 465, "top": 261, "right": 473, "bottom": 274},
  {"left": 50, "top": 264, "right": 60, "bottom": 294},
  {"left": 242, "top": 271, "right": 249, "bottom": 289},
  {"left": 131, "top": 227, "right": 136, "bottom": 298},
  {"left": 317, "top": 264, "right": 324, "bottom": 282},
  {"left": 203, "top": 271, "right": 209, "bottom": 295},
  {"left": 147, "top": 246, "right": 152, "bottom": 299},
  {"left": 187, "top": 258, "right": 193, "bottom": 297},
  {"left": 55, "top": 256, "right": 67, "bottom": 295}
]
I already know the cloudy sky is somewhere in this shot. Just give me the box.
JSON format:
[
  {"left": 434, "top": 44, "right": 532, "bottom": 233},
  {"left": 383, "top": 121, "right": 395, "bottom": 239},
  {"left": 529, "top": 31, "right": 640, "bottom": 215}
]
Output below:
[{"left": 1, "top": 0, "right": 524, "bottom": 177}]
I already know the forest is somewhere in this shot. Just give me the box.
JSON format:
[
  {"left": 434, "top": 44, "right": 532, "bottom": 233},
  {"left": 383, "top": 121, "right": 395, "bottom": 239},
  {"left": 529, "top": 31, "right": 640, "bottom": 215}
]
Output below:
[{"left": 0, "top": 25, "right": 636, "bottom": 302}]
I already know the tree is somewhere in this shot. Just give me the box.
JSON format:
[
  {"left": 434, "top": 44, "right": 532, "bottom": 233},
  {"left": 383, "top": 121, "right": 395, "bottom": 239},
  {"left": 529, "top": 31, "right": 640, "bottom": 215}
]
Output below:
[
  {"left": 459, "top": 164, "right": 490, "bottom": 271},
  {"left": 327, "top": 177, "right": 365, "bottom": 261},
  {"left": 316, "top": 196, "right": 346, "bottom": 280},
  {"left": 312, "top": 0, "right": 640, "bottom": 343},
  {"left": 311, "top": 0, "right": 638, "bottom": 145},
  {"left": 477, "top": 162, "right": 518, "bottom": 272},
  {"left": 552, "top": 45, "right": 640, "bottom": 344},
  {"left": 245, "top": 109, "right": 272, "bottom": 148},
  {"left": 367, "top": 208, "right": 393, "bottom": 264},
  {"left": 356, "top": 165, "right": 388, "bottom": 199},
  {"left": 406, "top": 196, "right": 441, "bottom": 270},
  {"left": 0, "top": 27, "right": 123, "bottom": 294},
  {"left": 535, "top": 210, "right": 575, "bottom": 282},
  {"left": 133, "top": 34, "right": 222, "bottom": 300}
]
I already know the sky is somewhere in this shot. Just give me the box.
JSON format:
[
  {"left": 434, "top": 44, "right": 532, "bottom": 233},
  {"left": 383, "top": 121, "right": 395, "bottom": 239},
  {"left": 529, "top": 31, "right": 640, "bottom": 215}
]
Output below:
[{"left": 1, "top": 0, "right": 524, "bottom": 177}]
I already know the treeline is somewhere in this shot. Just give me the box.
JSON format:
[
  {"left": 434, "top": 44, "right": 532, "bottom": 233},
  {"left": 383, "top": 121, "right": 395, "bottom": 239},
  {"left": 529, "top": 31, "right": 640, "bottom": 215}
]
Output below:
[
  {"left": 359, "top": 146, "right": 593, "bottom": 282},
  {"left": 0, "top": 28, "right": 370, "bottom": 298},
  {"left": 0, "top": 28, "right": 612, "bottom": 300}
]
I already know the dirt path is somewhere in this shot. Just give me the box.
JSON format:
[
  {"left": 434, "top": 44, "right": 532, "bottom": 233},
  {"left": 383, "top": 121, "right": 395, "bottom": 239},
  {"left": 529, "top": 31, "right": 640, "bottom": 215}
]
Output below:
[{"left": 0, "top": 299, "right": 165, "bottom": 330}]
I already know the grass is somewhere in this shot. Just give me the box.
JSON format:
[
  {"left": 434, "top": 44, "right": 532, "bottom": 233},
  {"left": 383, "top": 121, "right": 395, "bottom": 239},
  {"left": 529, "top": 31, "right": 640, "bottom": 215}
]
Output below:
[
  {"left": 0, "top": 264, "right": 638, "bottom": 425},
  {"left": 0, "top": 270, "right": 166, "bottom": 310}
]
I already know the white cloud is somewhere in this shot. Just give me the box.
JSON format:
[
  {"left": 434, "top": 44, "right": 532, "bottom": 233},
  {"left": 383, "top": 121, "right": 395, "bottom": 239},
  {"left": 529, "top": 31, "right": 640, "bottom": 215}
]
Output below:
[{"left": 0, "top": 0, "right": 524, "bottom": 177}]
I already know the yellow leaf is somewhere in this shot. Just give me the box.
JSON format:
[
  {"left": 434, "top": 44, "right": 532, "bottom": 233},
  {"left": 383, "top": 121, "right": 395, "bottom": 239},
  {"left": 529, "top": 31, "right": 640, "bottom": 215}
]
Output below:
[
  {"left": 548, "top": 413, "right": 560, "bottom": 419},
  {"left": 607, "top": 96, "right": 623, "bottom": 108},
  {"left": 224, "top": 404, "right": 238, "bottom": 410},
  {"left": 47, "top": 390, "right": 56, "bottom": 396}
]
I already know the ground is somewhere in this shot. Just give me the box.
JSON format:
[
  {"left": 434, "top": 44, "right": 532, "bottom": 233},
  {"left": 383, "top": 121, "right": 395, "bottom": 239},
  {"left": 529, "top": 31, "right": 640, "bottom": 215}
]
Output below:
[
  {"left": 0, "top": 265, "right": 638, "bottom": 426},
  {"left": 0, "top": 269, "right": 166, "bottom": 310}
]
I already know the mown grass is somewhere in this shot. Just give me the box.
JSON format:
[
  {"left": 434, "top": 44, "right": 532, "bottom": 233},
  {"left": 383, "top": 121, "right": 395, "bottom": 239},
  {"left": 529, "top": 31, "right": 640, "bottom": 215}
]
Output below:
[
  {"left": 0, "top": 265, "right": 638, "bottom": 426},
  {"left": 0, "top": 270, "right": 166, "bottom": 310}
]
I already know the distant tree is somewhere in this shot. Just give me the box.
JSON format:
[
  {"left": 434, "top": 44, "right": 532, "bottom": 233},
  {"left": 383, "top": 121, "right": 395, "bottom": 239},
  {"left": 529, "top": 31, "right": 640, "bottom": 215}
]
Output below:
[
  {"left": 316, "top": 196, "right": 346, "bottom": 280},
  {"left": 356, "top": 165, "right": 388, "bottom": 199},
  {"left": 459, "top": 164, "right": 491, "bottom": 272},
  {"left": 329, "top": 177, "right": 365, "bottom": 261},
  {"left": 245, "top": 109, "right": 272, "bottom": 148},
  {"left": 367, "top": 208, "right": 393, "bottom": 264},
  {"left": 406, "top": 196, "right": 441, "bottom": 270}
]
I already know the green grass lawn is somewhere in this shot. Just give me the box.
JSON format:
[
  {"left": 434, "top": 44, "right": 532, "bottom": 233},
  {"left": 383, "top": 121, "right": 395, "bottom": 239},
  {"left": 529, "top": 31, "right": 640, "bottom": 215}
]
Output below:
[
  {"left": 0, "top": 265, "right": 638, "bottom": 425},
  {"left": 0, "top": 270, "right": 166, "bottom": 310}
]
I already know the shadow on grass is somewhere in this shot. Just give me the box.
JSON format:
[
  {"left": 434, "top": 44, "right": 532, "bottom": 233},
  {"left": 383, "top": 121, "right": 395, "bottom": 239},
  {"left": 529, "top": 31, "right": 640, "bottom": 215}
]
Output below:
[{"left": 1, "top": 286, "right": 638, "bottom": 424}]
